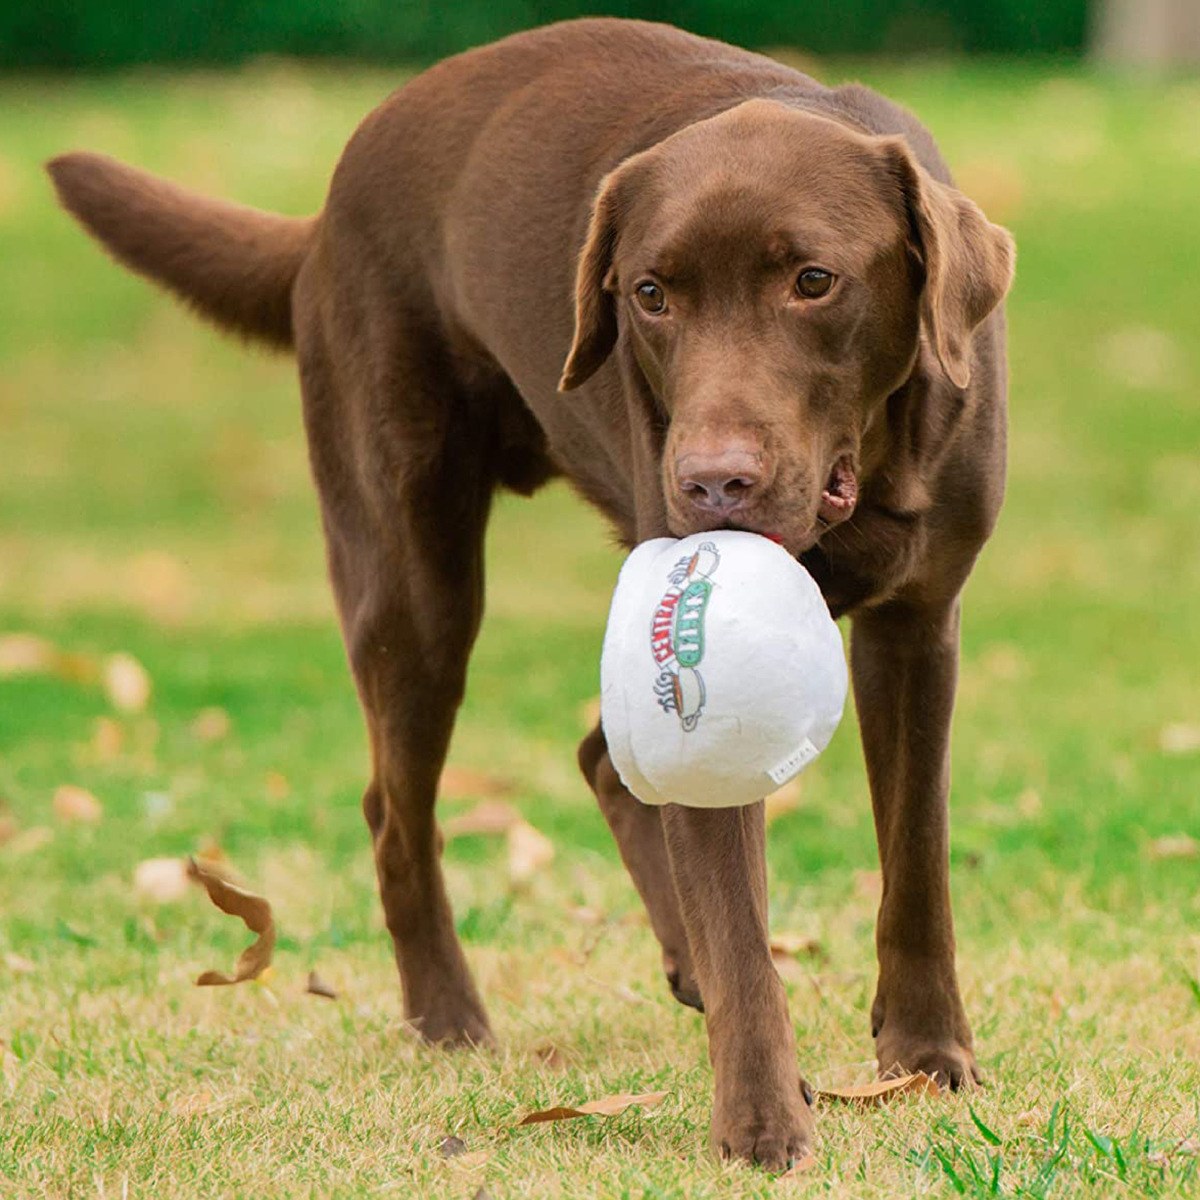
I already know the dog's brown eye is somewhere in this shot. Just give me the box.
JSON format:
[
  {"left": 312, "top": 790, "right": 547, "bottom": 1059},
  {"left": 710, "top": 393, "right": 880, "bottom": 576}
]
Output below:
[
  {"left": 796, "top": 268, "right": 834, "bottom": 299},
  {"left": 635, "top": 281, "right": 666, "bottom": 314}
]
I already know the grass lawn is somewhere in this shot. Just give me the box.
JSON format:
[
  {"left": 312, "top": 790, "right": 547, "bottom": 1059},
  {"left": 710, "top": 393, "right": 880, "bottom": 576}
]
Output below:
[{"left": 1, "top": 55, "right": 1199, "bottom": 1198}]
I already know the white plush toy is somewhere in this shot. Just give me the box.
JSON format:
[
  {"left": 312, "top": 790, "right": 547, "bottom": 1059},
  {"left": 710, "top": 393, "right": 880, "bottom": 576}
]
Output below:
[{"left": 600, "top": 530, "right": 847, "bottom": 808}]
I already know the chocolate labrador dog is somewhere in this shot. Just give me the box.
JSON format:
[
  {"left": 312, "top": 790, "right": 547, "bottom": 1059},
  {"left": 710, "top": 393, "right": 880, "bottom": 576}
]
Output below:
[{"left": 49, "top": 18, "right": 1014, "bottom": 1169}]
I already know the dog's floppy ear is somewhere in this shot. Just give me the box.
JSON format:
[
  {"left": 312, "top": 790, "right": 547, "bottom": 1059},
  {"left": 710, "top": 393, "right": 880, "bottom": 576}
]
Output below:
[
  {"left": 879, "top": 138, "right": 1015, "bottom": 390},
  {"left": 558, "top": 165, "right": 632, "bottom": 392}
]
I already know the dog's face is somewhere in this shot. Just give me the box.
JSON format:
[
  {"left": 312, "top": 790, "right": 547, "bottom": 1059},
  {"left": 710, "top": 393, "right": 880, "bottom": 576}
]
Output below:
[{"left": 560, "top": 100, "right": 1014, "bottom": 554}]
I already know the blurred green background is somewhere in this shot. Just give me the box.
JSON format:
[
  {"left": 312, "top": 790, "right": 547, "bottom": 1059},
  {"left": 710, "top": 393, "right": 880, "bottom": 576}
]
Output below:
[
  {"left": 3, "top": 0, "right": 1090, "bottom": 68},
  {"left": 1, "top": 3, "right": 1199, "bottom": 1196}
]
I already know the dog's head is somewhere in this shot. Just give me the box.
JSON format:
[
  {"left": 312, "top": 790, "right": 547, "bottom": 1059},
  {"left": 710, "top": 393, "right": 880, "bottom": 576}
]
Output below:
[{"left": 559, "top": 99, "right": 1014, "bottom": 553}]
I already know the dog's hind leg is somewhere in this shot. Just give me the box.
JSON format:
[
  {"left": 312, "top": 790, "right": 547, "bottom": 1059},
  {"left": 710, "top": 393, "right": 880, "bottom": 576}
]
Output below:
[
  {"left": 578, "top": 725, "right": 702, "bottom": 1010},
  {"left": 295, "top": 277, "right": 496, "bottom": 1047}
]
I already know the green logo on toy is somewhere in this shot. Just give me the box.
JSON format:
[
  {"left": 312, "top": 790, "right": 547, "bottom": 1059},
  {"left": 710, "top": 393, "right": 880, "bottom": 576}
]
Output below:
[
  {"left": 649, "top": 542, "right": 720, "bottom": 730},
  {"left": 673, "top": 580, "right": 712, "bottom": 667}
]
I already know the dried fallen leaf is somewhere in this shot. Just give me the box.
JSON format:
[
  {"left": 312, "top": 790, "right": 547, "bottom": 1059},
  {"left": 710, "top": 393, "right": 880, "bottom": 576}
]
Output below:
[
  {"left": 1149, "top": 834, "right": 1198, "bottom": 860},
  {"left": 442, "top": 799, "right": 522, "bottom": 839},
  {"left": 3, "top": 952, "right": 36, "bottom": 974},
  {"left": 103, "top": 652, "right": 152, "bottom": 713},
  {"left": 780, "top": 1153, "right": 817, "bottom": 1178},
  {"left": 306, "top": 970, "right": 337, "bottom": 1000},
  {"left": 439, "top": 765, "right": 514, "bottom": 800},
  {"left": 817, "top": 1072, "right": 939, "bottom": 1107},
  {"left": 765, "top": 779, "right": 804, "bottom": 825},
  {"left": 53, "top": 784, "right": 102, "bottom": 824},
  {"left": 439, "top": 1135, "right": 468, "bottom": 1158},
  {"left": 134, "top": 857, "right": 189, "bottom": 903},
  {"left": 516, "top": 1089, "right": 668, "bottom": 1125},
  {"left": 508, "top": 820, "right": 555, "bottom": 883},
  {"left": 191, "top": 707, "right": 231, "bottom": 742},
  {"left": 1160, "top": 724, "right": 1200, "bottom": 755},
  {"left": 187, "top": 858, "right": 276, "bottom": 986}
]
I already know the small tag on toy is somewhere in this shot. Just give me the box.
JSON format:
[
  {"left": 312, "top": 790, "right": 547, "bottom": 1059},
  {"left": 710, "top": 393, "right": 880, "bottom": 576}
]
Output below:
[{"left": 767, "top": 738, "right": 818, "bottom": 785}]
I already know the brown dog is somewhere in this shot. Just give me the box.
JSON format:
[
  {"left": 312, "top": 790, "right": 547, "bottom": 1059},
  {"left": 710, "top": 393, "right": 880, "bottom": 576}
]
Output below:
[{"left": 49, "top": 18, "right": 1013, "bottom": 1169}]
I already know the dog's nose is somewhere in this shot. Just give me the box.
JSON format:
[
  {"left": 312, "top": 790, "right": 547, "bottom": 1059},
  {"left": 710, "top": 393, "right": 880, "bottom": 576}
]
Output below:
[{"left": 676, "top": 449, "right": 763, "bottom": 513}]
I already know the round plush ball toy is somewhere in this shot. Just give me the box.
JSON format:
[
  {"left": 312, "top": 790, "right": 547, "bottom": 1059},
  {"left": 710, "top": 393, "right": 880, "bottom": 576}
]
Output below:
[{"left": 600, "top": 530, "right": 847, "bottom": 808}]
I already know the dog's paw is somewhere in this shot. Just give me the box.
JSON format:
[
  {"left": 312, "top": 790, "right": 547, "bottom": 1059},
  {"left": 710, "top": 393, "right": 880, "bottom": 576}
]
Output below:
[
  {"left": 408, "top": 989, "right": 494, "bottom": 1049},
  {"left": 876, "top": 1032, "right": 982, "bottom": 1090},
  {"left": 711, "top": 1083, "right": 815, "bottom": 1172}
]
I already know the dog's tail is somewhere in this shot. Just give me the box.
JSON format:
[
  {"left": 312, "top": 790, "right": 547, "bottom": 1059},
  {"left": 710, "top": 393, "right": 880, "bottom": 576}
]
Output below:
[{"left": 47, "top": 152, "right": 316, "bottom": 351}]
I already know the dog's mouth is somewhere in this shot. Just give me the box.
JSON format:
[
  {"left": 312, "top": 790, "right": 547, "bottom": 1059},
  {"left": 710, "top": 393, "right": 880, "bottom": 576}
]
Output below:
[{"left": 818, "top": 454, "right": 858, "bottom": 525}]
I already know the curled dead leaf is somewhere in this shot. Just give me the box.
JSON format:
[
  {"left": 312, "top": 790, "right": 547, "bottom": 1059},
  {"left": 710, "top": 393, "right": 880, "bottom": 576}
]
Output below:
[
  {"left": 134, "top": 857, "right": 190, "bottom": 903},
  {"left": 817, "top": 1072, "right": 939, "bottom": 1107},
  {"left": 103, "top": 652, "right": 151, "bottom": 713},
  {"left": 187, "top": 858, "right": 276, "bottom": 985},
  {"left": 443, "top": 799, "right": 522, "bottom": 839},
  {"left": 53, "top": 784, "right": 102, "bottom": 824},
  {"left": 306, "top": 970, "right": 337, "bottom": 1000},
  {"left": 507, "top": 820, "right": 554, "bottom": 884},
  {"left": 440, "top": 765, "right": 514, "bottom": 800},
  {"left": 516, "top": 1089, "right": 668, "bottom": 1125}
]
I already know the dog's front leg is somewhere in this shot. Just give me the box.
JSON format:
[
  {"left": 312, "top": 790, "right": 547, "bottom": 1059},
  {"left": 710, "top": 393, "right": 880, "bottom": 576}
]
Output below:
[
  {"left": 660, "top": 802, "right": 814, "bottom": 1170},
  {"left": 851, "top": 597, "right": 981, "bottom": 1086}
]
